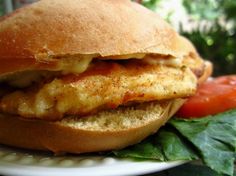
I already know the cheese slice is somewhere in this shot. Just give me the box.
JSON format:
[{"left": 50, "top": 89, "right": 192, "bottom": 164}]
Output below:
[
  {"left": 0, "top": 53, "right": 183, "bottom": 88},
  {"left": 143, "top": 55, "right": 183, "bottom": 67}
]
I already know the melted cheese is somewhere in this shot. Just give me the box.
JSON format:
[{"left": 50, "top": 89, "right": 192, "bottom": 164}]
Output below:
[
  {"left": 58, "top": 57, "right": 94, "bottom": 75},
  {"left": 0, "top": 53, "right": 182, "bottom": 88},
  {"left": 54, "top": 53, "right": 146, "bottom": 74},
  {"left": 0, "top": 55, "right": 96, "bottom": 88},
  {"left": 143, "top": 56, "right": 183, "bottom": 67}
]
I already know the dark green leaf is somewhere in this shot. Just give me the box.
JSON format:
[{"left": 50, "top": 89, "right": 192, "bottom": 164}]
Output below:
[
  {"left": 155, "top": 128, "right": 198, "bottom": 161},
  {"left": 113, "top": 138, "right": 164, "bottom": 161},
  {"left": 170, "top": 109, "right": 236, "bottom": 175},
  {"left": 113, "top": 109, "right": 236, "bottom": 175}
]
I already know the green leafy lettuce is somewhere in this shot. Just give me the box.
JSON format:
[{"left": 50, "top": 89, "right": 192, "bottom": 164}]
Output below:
[{"left": 113, "top": 109, "right": 236, "bottom": 176}]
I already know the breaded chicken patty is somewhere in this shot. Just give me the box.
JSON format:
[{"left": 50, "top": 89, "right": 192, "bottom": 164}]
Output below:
[{"left": 0, "top": 60, "right": 197, "bottom": 121}]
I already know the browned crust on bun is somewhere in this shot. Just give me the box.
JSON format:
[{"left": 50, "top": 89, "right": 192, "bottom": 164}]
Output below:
[
  {"left": 0, "top": 0, "right": 182, "bottom": 75},
  {"left": 0, "top": 99, "right": 184, "bottom": 154}
]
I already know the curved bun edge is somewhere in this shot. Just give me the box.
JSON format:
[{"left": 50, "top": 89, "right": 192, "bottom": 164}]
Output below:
[
  {"left": 0, "top": 99, "right": 185, "bottom": 154},
  {"left": 0, "top": 0, "right": 181, "bottom": 76}
]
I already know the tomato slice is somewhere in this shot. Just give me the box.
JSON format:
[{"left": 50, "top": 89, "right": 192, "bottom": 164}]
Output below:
[{"left": 177, "top": 75, "right": 236, "bottom": 118}]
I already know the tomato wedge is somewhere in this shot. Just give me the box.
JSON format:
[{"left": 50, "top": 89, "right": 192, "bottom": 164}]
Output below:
[{"left": 177, "top": 75, "right": 236, "bottom": 118}]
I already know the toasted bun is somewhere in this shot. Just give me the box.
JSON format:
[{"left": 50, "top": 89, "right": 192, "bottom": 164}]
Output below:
[
  {"left": 0, "top": 0, "right": 182, "bottom": 75},
  {"left": 0, "top": 99, "right": 185, "bottom": 154}
]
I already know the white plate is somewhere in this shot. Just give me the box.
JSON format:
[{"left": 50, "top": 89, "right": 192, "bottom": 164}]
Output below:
[{"left": 0, "top": 145, "right": 186, "bottom": 176}]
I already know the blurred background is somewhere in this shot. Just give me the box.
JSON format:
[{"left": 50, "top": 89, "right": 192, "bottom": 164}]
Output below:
[
  {"left": 0, "top": 0, "right": 235, "bottom": 76},
  {"left": 136, "top": 0, "right": 236, "bottom": 76}
]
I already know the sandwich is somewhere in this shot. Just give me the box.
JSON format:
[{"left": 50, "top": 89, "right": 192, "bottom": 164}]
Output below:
[{"left": 0, "top": 0, "right": 211, "bottom": 154}]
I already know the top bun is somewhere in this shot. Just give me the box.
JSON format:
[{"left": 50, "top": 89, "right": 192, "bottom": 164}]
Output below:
[{"left": 0, "top": 0, "right": 183, "bottom": 75}]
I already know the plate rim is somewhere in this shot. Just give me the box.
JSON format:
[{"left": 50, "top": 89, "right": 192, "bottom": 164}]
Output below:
[
  {"left": 0, "top": 159, "right": 187, "bottom": 176},
  {"left": 0, "top": 144, "right": 187, "bottom": 176}
]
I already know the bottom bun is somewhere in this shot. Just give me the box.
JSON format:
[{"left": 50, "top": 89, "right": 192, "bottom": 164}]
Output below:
[{"left": 0, "top": 99, "right": 184, "bottom": 154}]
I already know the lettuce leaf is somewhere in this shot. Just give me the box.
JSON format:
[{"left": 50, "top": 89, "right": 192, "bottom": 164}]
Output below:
[
  {"left": 170, "top": 110, "right": 236, "bottom": 175},
  {"left": 155, "top": 128, "right": 199, "bottom": 161},
  {"left": 113, "top": 138, "right": 164, "bottom": 161},
  {"left": 113, "top": 109, "right": 236, "bottom": 176}
]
